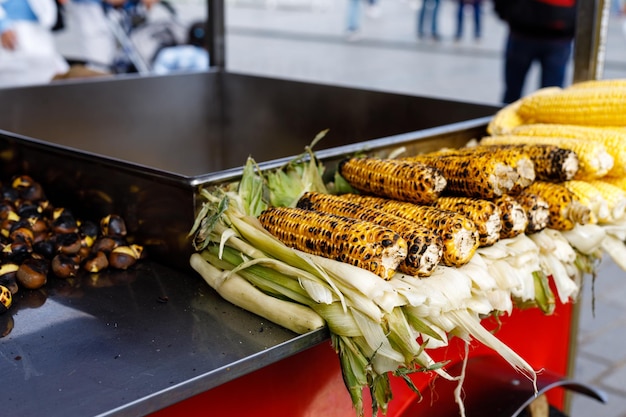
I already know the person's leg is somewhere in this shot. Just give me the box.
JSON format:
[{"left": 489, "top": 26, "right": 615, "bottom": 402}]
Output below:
[
  {"left": 538, "top": 39, "right": 573, "bottom": 88},
  {"left": 502, "top": 33, "right": 536, "bottom": 103},
  {"left": 431, "top": 0, "right": 440, "bottom": 38},
  {"left": 418, "top": 0, "right": 428, "bottom": 37},
  {"left": 473, "top": 1, "right": 482, "bottom": 39},
  {"left": 67, "top": 1, "right": 117, "bottom": 69},
  {"left": 346, "top": 0, "right": 361, "bottom": 32},
  {"left": 455, "top": 0, "right": 464, "bottom": 40}
]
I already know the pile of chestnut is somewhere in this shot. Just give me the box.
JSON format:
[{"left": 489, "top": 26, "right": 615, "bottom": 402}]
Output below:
[{"left": 0, "top": 175, "right": 144, "bottom": 313}]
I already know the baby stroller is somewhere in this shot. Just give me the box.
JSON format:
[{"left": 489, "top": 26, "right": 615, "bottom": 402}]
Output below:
[{"left": 105, "top": 0, "right": 188, "bottom": 74}]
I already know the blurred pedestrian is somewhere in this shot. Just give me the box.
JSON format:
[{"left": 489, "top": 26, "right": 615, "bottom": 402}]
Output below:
[
  {"left": 346, "top": 0, "right": 380, "bottom": 41},
  {"left": 495, "top": 0, "right": 577, "bottom": 103},
  {"left": 0, "top": 0, "right": 69, "bottom": 87},
  {"left": 152, "top": 20, "right": 208, "bottom": 75},
  {"left": 454, "top": 0, "right": 482, "bottom": 41},
  {"left": 59, "top": 0, "right": 158, "bottom": 71},
  {"left": 417, "top": 0, "right": 440, "bottom": 40}
]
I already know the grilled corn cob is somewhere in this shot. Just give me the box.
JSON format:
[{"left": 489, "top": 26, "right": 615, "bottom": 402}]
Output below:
[
  {"left": 512, "top": 192, "right": 550, "bottom": 233},
  {"left": 339, "top": 194, "right": 479, "bottom": 267},
  {"left": 492, "top": 194, "right": 528, "bottom": 239},
  {"left": 487, "top": 99, "right": 524, "bottom": 135},
  {"left": 511, "top": 124, "right": 626, "bottom": 177},
  {"left": 403, "top": 151, "right": 518, "bottom": 199},
  {"left": 564, "top": 180, "right": 610, "bottom": 224},
  {"left": 522, "top": 181, "right": 591, "bottom": 230},
  {"left": 517, "top": 87, "right": 626, "bottom": 126},
  {"left": 296, "top": 192, "right": 443, "bottom": 277},
  {"left": 434, "top": 145, "right": 536, "bottom": 194},
  {"left": 431, "top": 196, "right": 501, "bottom": 247},
  {"left": 480, "top": 135, "right": 614, "bottom": 180},
  {"left": 337, "top": 157, "right": 447, "bottom": 205},
  {"left": 587, "top": 180, "right": 626, "bottom": 222},
  {"left": 257, "top": 206, "right": 408, "bottom": 280}
]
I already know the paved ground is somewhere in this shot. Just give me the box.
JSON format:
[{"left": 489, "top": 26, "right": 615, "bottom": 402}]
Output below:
[{"left": 56, "top": 1, "right": 626, "bottom": 415}]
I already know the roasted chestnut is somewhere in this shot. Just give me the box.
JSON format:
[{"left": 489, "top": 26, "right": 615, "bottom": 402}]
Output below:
[
  {"left": 100, "top": 214, "right": 127, "bottom": 237},
  {"left": 0, "top": 285, "right": 12, "bottom": 314},
  {"left": 0, "top": 263, "right": 19, "bottom": 294},
  {"left": 55, "top": 232, "right": 82, "bottom": 255},
  {"left": 83, "top": 251, "right": 109, "bottom": 273},
  {"left": 51, "top": 254, "right": 80, "bottom": 279},
  {"left": 11, "top": 175, "right": 45, "bottom": 202},
  {"left": 16, "top": 258, "right": 49, "bottom": 289},
  {"left": 108, "top": 245, "right": 142, "bottom": 270}
]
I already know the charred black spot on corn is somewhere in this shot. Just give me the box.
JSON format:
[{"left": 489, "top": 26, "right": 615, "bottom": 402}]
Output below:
[
  {"left": 297, "top": 192, "right": 443, "bottom": 277},
  {"left": 257, "top": 206, "right": 408, "bottom": 279},
  {"left": 338, "top": 157, "right": 447, "bottom": 205}
]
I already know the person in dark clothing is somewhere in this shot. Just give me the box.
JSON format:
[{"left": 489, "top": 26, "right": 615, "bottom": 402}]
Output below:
[
  {"left": 494, "top": 0, "right": 577, "bottom": 103},
  {"left": 455, "top": 0, "right": 483, "bottom": 41}
]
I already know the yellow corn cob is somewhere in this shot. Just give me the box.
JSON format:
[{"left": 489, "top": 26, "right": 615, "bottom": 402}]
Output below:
[
  {"left": 564, "top": 180, "right": 610, "bottom": 224},
  {"left": 492, "top": 194, "right": 528, "bottom": 239},
  {"left": 512, "top": 192, "right": 549, "bottom": 234},
  {"left": 340, "top": 193, "right": 479, "bottom": 267},
  {"left": 487, "top": 99, "right": 524, "bottom": 135},
  {"left": 404, "top": 151, "right": 518, "bottom": 199},
  {"left": 511, "top": 123, "right": 626, "bottom": 177},
  {"left": 569, "top": 79, "right": 626, "bottom": 90},
  {"left": 296, "top": 192, "right": 443, "bottom": 277},
  {"left": 587, "top": 180, "right": 626, "bottom": 222},
  {"left": 257, "top": 206, "right": 407, "bottom": 280},
  {"left": 480, "top": 135, "right": 614, "bottom": 180},
  {"left": 603, "top": 176, "right": 626, "bottom": 192},
  {"left": 431, "top": 196, "right": 501, "bottom": 247},
  {"left": 522, "top": 181, "right": 591, "bottom": 230},
  {"left": 337, "top": 157, "right": 447, "bottom": 205},
  {"left": 517, "top": 86, "right": 626, "bottom": 126}
]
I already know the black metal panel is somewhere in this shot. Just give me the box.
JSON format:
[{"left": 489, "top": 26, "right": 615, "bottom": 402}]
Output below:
[{"left": 0, "top": 72, "right": 498, "bottom": 177}]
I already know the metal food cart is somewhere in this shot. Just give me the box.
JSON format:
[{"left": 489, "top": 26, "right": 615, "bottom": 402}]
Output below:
[{"left": 0, "top": 0, "right": 615, "bottom": 415}]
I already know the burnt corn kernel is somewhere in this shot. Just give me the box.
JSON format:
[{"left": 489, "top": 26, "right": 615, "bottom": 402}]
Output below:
[
  {"left": 257, "top": 206, "right": 407, "bottom": 280},
  {"left": 338, "top": 157, "right": 447, "bottom": 205},
  {"left": 297, "top": 192, "right": 443, "bottom": 277}
]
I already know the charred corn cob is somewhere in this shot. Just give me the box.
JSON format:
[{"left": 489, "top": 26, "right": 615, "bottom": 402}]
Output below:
[
  {"left": 480, "top": 135, "right": 614, "bottom": 180},
  {"left": 523, "top": 181, "right": 591, "bottom": 230},
  {"left": 339, "top": 194, "right": 479, "bottom": 267},
  {"left": 517, "top": 87, "right": 626, "bottom": 126},
  {"left": 296, "top": 192, "right": 443, "bottom": 277},
  {"left": 511, "top": 124, "right": 626, "bottom": 177},
  {"left": 564, "top": 180, "right": 610, "bottom": 224},
  {"left": 403, "top": 151, "right": 518, "bottom": 199},
  {"left": 492, "top": 194, "right": 528, "bottom": 239},
  {"left": 431, "top": 196, "right": 501, "bottom": 247},
  {"left": 257, "top": 206, "right": 408, "bottom": 280},
  {"left": 487, "top": 99, "right": 524, "bottom": 135},
  {"left": 337, "top": 157, "right": 447, "bottom": 205},
  {"left": 587, "top": 180, "right": 626, "bottom": 222},
  {"left": 504, "top": 143, "right": 578, "bottom": 182},
  {"left": 512, "top": 192, "right": 549, "bottom": 234},
  {"left": 434, "top": 145, "right": 536, "bottom": 194}
]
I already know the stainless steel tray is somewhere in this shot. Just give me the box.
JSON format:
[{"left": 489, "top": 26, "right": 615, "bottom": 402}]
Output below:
[{"left": 0, "top": 72, "right": 498, "bottom": 416}]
